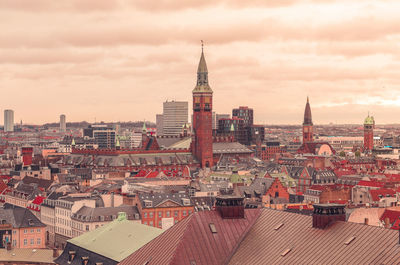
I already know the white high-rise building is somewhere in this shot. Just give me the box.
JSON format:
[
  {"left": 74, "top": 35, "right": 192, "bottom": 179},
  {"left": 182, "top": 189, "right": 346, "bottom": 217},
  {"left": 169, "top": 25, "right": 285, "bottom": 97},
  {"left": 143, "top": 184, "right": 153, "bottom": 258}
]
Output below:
[
  {"left": 157, "top": 101, "right": 188, "bottom": 136},
  {"left": 60, "top": 114, "right": 66, "bottom": 132},
  {"left": 4, "top": 110, "right": 14, "bottom": 132}
]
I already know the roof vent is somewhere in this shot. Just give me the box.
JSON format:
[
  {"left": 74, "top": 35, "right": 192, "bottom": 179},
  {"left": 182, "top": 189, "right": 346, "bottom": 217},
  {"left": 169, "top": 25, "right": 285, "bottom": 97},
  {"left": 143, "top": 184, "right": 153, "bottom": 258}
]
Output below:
[
  {"left": 281, "top": 248, "right": 292, "bottom": 257},
  {"left": 209, "top": 223, "right": 217, "bottom": 233},
  {"left": 344, "top": 236, "right": 356, "bottom": 245}
]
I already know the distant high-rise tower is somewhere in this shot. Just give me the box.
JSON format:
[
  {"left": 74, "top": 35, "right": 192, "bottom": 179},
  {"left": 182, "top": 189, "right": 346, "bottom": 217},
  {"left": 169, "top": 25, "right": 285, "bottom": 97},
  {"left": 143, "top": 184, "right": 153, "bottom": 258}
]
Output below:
[
  {"left": 364, "top": 114, "right": 375, "bottom": 151},
  {"left": 192, "top": 43, "right": 213, "bottom": 168},
  {"left": 4, "top": 110, "right": 14, "bottom": 132},
  {"left": 60, "top": 114, "right": 66, "bottom": 133},
  {"left": 157, "top": 101, "right": 188, "bottom": 136},
  {"left": 302, "top": 97, "right": 313, "bottom": 143}
]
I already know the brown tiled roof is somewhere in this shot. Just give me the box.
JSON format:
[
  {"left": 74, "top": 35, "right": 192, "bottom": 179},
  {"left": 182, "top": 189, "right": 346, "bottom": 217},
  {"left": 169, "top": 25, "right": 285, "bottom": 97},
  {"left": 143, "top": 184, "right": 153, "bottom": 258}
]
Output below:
[
  {"left": 119, "top": 209, "right": 261, "bottom": 265},
  {"left": 228, "top": 209, "right": 400, "bottom": 265}
]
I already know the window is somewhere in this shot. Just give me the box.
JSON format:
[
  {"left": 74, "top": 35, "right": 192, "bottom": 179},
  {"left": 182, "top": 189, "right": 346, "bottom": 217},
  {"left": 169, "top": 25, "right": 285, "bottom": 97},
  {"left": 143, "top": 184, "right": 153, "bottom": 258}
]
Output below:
[
  {"left": 183, "top": 210, "right": 187, "bottom": 216},
  {"left": 144, "top": 213, "right": 148, "bottom": 218},
  {"left": 37, "top": 229, "right": 41, "bottom": 233},
  {"left": 24, "top": 229, "right": 27, "bottom": 234},
  {"left": 166, "top": 211, "right": 170, "bottom": 217},
  {"left": 158, "top": 212, "right": 162, "bottom": 218},
  {"left": 12, "top": 230, "right": 16, "bottom": 234},
  {"left": 174, "top": 211, "right": 178, "bottom": 217},
  {"left": 24, "top": 239, "right": 27, "bottom": 246},
  {"left": 30, "top": 238, "right": 34, "bottom": 245},
  {"left": 37, "top": 238, "right": 41, "bottom": 245},
  {"left": 188, "top": 210, "right": 192, "bottom": 215},
  {"left": 86, "top": 225, "right": 89, "bottom": 231},
  {"left": 158, "top": 221, "right": 162, "bottom": 227},
  {"left": 149, "top": 212, "right": 154, "bottom": 218},
  {"left": 149, "top": 221, "right": 153, "bottom": 226},
  {"left": 12, "top": 240, "right": 16, "bottom": 246}
]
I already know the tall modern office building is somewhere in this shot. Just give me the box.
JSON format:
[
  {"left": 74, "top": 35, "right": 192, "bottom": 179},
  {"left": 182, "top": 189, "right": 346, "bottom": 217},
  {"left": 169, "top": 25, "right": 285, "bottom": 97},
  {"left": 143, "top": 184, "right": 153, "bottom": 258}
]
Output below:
[
  {"left": 4, "top": 110, "right": 14, "bottom": 132},
  {"left": 84, "top": 124, "right": 116, "bottom": 149},
  {"left": 60, "top": 114, "right": 66, "bottom": 133},
  {"left": 156, "top": 101, "right": 188, "bottom": 136}
]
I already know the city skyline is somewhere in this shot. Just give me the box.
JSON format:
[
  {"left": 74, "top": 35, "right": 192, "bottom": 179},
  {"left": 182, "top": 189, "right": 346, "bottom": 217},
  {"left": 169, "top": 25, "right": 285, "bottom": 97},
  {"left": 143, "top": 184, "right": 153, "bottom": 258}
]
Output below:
[{"left": 2, "top": 0, "right": 400, "bottom": 124}]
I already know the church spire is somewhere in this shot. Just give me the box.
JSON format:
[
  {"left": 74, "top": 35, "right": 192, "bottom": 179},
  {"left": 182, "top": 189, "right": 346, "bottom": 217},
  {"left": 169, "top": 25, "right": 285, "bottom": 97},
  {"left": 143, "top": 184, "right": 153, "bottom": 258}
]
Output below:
[
  {"left": 303, "top": 97, "right": 313, "bottom": 126},
  {"left": 193, "top": 41, "right": 212, "bottom": 93}
]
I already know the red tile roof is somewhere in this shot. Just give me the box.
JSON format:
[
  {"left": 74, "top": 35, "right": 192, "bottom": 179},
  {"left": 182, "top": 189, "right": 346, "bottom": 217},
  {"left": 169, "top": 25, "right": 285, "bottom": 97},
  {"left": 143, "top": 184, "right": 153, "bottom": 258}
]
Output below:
[
  {"left": 379, "top": 209, "right": 400, "bottom": 225},
  {"left": 369, "top": 188, "right": 396, "bottom": 201},
  {"left": 145, "top": 171, "right": 159, "bottom": 179},
  {"left": 357, "top": 180, "right": 385, "bottom": 188},
  {"left": 0, "top": 181, "right": 7, "bottom": 194},
  {"left": 120, "top": 209, "right": 261, "bottom": 265},
  {"left": 31, "top": 196, "right": 46, "bottom": 205}
]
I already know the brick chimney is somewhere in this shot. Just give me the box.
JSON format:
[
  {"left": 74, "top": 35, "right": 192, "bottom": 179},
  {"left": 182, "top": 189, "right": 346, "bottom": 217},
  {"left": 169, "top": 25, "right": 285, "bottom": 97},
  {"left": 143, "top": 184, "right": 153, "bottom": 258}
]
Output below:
[
  {"left": 215, "top": 195, "right": 244, "bottom": 219},
  {"left": 312, "top": 204, "right": 346, "bottom": 229}
]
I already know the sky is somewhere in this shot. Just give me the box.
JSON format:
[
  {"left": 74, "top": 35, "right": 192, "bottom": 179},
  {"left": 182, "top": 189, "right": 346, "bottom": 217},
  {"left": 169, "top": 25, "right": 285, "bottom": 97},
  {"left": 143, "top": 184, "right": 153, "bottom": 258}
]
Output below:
[{"left": 2, "top": 0, "right": 400, "bottom": 125}]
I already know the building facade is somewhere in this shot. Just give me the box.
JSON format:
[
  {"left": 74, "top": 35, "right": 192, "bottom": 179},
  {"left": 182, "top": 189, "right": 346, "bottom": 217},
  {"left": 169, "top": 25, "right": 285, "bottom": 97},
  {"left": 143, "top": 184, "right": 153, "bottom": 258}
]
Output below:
[
  {"left": 4, "top": 109, "right": 14, "bottom": 132},
  {"left": 192, "top": 46, "right": 213, "bottom": 168},
  {"left": 59, "top": 114, "right": 66, "bottom": 133},
  {"left": 157, "top": 101, "right": 188, "bottom": 136}
]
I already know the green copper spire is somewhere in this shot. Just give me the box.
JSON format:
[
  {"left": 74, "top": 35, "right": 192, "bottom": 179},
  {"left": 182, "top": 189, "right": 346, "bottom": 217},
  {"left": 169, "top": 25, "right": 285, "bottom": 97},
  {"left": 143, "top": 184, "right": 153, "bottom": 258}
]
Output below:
[
  {"left": 364, "top": 113, "right": 375, "bottom": 125},
  {"left": 142, "top": 121, "right": 147, "bottom": 133},
  {"left": 115, "top": 136, "right": 120, "bottom": 147}
]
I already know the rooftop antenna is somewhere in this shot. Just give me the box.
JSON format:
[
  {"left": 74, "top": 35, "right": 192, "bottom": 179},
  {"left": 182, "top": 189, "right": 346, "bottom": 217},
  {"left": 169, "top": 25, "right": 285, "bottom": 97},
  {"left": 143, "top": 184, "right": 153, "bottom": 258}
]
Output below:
[{"left": 201, "top": 40, "right": 204, "bottom": 52}]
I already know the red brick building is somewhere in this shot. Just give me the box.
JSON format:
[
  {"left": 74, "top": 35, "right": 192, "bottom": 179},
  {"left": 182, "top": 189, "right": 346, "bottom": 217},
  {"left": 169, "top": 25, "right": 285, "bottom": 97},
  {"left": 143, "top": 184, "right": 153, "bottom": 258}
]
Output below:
[
  {"left": 364, "top": 114, "right": 375, "bottom": 151},
  {"left": 264, "top": 177, "right": 290, "bottom": 201},
  {"left": 191, "top": 45, "right": 213, "bottom": 168},
  {"left": 136, "top": 192, "right": 194, "bottom": 229},
  {"left": 302, "top": 97, "right": 313, "bottom": 144}
]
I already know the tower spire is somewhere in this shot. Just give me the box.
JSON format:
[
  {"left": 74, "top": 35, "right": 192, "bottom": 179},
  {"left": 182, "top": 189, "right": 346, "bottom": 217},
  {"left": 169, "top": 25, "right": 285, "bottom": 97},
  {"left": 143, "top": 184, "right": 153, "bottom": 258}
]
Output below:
[
  {"left": 303, "top": 97, "right": 313, "bottom": 126},
  {"left": 193, "top": 41, "right": 212, "bottom": 92}
]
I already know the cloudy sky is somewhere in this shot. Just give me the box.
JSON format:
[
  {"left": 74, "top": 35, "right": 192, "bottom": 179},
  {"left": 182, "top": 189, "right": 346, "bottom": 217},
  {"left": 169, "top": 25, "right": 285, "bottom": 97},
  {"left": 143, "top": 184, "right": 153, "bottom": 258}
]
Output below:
[{"left": 2, "top": 0, "right": 400, "bottom": 125}]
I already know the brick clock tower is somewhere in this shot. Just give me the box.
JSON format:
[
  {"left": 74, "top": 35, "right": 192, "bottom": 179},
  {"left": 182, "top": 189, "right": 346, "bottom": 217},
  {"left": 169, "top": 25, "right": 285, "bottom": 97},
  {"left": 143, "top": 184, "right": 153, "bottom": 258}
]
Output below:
[
  {"left": 303, "top": 97, "right": 313, "bottom": 143},
  {"left": 192, "top": 44, "right": 213, "bottom": 168},
  {"left": 363, "top": 114, "right": 375, "bottom": 151}
]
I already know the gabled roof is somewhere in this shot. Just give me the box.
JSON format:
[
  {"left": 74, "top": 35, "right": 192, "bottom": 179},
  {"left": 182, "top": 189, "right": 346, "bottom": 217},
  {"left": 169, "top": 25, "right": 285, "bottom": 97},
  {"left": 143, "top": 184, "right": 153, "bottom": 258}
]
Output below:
[
  {"left": 0, "top": 204, "right": 45, "bottom": 228},
  {"left": 139, "top": 192, "right": 192, "bottom": 208},
  {"left": 369, "top": 188, "right": 396, "bottom": 201},
  {"left": 379, "top": 209, "right": 400, "bottom": 225},
  {"left": 228, "top": 209, "right": 400, "bottom": 264},
  {"left": 119, "top": 209, "right": 261, "bottom": 265},
  {"left": 65, "top": 216, "right": 163, "bottom": 262},
  {"left": 213, "top": 142, "right": 253, "bottom": 154}
]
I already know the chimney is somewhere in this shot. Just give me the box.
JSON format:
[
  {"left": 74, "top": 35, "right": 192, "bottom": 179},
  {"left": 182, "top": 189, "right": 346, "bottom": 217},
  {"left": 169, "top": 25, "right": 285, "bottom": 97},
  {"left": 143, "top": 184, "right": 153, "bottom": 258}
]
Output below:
[
  {"left": 364, "top": 218, "right": 369, "bottom": 225},
  {"left": 215, "top": 195, "right": 244, "bottom": 219},
  {"left": 111, "top": 192, "right": 114, "bottom": 208},
  {"left": 6, "top": 242, "right": 11, "bottom": 251},
  {"left": 53, "top": 248, "right": 59, "bottom": 258},
  {"left": 312, "top": 204, "right": 346, "bottom": 229}
]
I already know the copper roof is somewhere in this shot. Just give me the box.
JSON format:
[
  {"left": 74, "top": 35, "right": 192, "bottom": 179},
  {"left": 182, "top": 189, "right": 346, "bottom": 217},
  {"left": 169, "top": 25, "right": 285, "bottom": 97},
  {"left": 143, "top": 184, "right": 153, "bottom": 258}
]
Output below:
[
  {"left": 228, "top": 209, "right": 400, "bottom": 265},
  {"left": 119, "top": 209, "right": 261, "bottom": 265}
]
